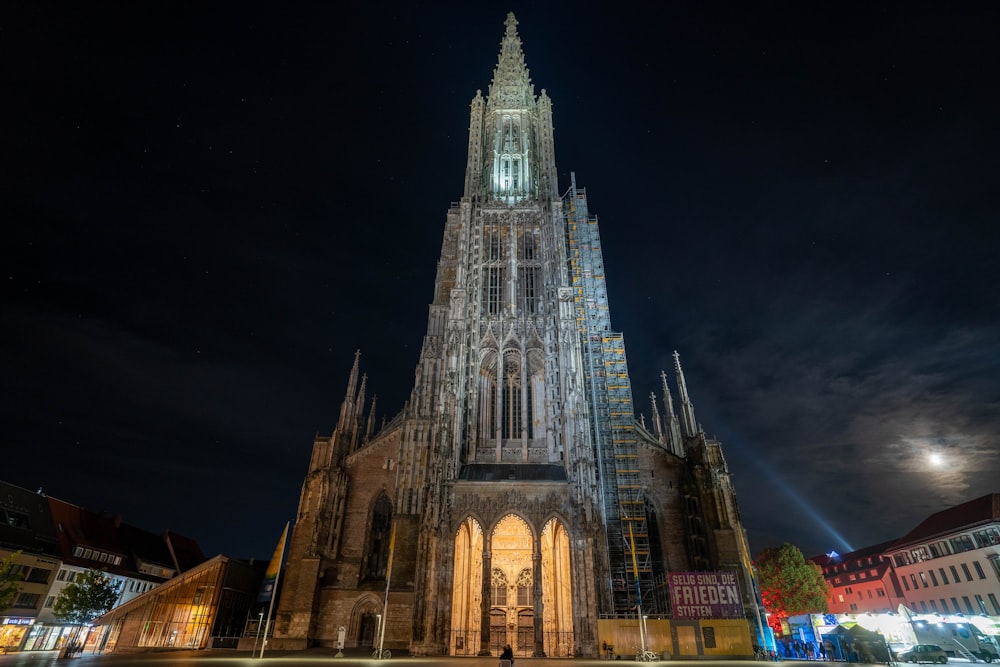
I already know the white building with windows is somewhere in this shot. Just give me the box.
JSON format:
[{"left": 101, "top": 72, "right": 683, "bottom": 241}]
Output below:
[
  {"left": 882, "top": 493, "right": 1000, "bottom": 617},
  {"left": 813, "top": 494, "right": 1000, "bottom": 620},
  {"left": 37, "top": 565, "right": 159, "bottom": 625}
]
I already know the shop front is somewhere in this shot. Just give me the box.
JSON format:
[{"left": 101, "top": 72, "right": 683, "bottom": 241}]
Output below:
[
  {"left": 1, "top": 617, "right": 34, "bottom": 652},
  {"left": 1, "top": 618, "right": 89, "bottom": 653},
  {"left": 22, "top": 623, "right": 79, "bottom": 651}
]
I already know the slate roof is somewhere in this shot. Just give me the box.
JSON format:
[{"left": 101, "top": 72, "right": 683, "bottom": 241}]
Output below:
[
  {"left": 48, "top": 496, "right": 207, "bottom": 579},
  {"left": 47, "top": 496, "right": 131, "bottom": 574},
  {"left": 889, "top": 493, "right": 1000, "bottom": 550},
  {"left": 811, "top": 539, "right": 899, "bottom": 571}
]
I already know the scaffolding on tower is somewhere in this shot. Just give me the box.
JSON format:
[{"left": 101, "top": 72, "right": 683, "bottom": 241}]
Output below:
[{"left": 563, "top": 173, "right": 662, "bottom": 616}]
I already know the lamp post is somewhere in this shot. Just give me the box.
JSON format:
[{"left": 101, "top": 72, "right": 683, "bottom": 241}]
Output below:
[{"left": 252, "top": 612, "right": 263, "bottom": 657}]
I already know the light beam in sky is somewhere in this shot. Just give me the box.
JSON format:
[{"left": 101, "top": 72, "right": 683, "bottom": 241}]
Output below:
[{"left": 739, "top": 446, "right": 855, "bottom": 553}]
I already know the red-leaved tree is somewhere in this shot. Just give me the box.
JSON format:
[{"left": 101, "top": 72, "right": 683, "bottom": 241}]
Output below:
[{"left": 755, "top": 543, "right": 829, "bottom": 633}]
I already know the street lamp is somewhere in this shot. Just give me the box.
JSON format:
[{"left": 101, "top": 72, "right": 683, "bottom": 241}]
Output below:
[{"left": 252, "top": 612, "right": 264, "bottom": 658}]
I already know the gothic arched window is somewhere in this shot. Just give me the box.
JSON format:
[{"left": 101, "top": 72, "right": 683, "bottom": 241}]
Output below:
[
  {"left": 365, "top": 494, "right": 393, "bottom": 579},
  {"left": 516, "top": 567, "right": 533, "bottom": 606},
  {"left": 502, "top": 354, "right": 521, "bottom": 440},
  {"left": 482, "top": 224, "right": 504, "bottom": 316},
  {"left": 485, "top": 268, "right": 503, "bottom": 315},
  {"left": 492, "top": 568, "right": 509, "bottom": 606},
  {"left": 520, "top": 266, "right": 539, "bottom": 315}
]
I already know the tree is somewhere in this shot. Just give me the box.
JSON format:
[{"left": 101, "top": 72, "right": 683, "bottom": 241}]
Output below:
[
  {"left": 53, "top": 568, "right": 119, "bottom": 626},
  {"left": 0, "top": 551, "right": 25, "bottom": 610},
  {"left": 755, "top": 542, "right": 830, "bottom": 622}
]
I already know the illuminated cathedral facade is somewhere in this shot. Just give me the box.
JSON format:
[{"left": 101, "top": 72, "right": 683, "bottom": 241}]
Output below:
[{"left": 272, "top": 13, "right": 760, "bottom": 658}]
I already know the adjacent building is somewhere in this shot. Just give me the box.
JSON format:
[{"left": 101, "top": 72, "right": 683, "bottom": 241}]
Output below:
[
  {"left": 810, "top": 493, "right": 1000, "bottom": 634},
  {"left": 765, "top": 495, "right": 1000, "bottom": 661},
  {"left": 0, "top": 483, "right": 60, "bottom": 651},
  {"left": 271, "top": 12, "right": 761, "bottom": 659},
  {"left": 883, "top": 493, "right": 1000, "bottom": 617},
  {"left": 93, "top": 554, "right": 263, "bottom": 652},
  {"left": 0, "top": 481, "right": 208, "bottom": 652},
  {"left": 813, "top": 541, "right": 905, "bottom": 614}
]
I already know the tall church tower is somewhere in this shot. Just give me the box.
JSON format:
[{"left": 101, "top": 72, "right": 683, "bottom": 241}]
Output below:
[{"left": 272, "top": 13, "right": 760, "bottom": 658}]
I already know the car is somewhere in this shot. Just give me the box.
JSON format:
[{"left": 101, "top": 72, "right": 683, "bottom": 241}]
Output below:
[{"left": 898, "top": 644, "right": 948, "bottom": 664}]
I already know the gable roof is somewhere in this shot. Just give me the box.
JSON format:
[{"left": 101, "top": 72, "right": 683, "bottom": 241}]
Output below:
[
  {"left": 47, "top": 497, "right": 130, "bottom": 573},
  {"left": 811, "top": 539, "right": 899, "bottom": 568},
  {"left": 889, "top": 493, "right": 1000, "bottom": 550},
  {"left": 47, "top": 496, "right": 207, "bottom": 580}
]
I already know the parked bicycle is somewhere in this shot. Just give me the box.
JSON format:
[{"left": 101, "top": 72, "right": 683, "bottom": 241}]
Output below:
[
  {"left": 371, "top": 648, "right": 392, "bottom": 659},
  {"left": 636, "top": 647, "right": 658, "bottom": 661}
]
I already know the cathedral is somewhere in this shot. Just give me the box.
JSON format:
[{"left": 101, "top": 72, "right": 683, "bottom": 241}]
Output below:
[{"left": 272, "top": 13, "right": 760, "bottom": 659}]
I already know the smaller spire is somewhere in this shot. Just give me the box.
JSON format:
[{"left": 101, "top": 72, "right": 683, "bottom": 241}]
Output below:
[
  {"left": 335, "top": 350, "right": 364, "bottom": 462},
  {"left": 660, "top": 369, "right": 684, "bottom": 455},
  {"left": 337, "top": 350, "right": 364, "bottom": 451},
  {"left": 356, "top": 373, "right": 368, "bottom": 412},
  {"left": 349, "top": 373, "right": 369, "bottom": 453},
  {"left": 365, "top": 395, "right": 379, "bottom": 442},
  {"left": 649, "top": 392, "right": 664, "bottom": 441},
  {"left": 337, "top": 350, "right": 362, "bottom": 433},
  {"left": 673, "top": 351, "right": 699, "bottom": 438},
  {"left": 660, "top": 370, "right": 675, "bottom": 417},
  {"left": 345, "top": 350, "right": 361, "bottom": 405}
]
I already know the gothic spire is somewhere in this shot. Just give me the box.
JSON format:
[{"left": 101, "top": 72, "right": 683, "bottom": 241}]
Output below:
[
  {"left": 356, "top": 373, "right": 368, "bottom": 420},
  {"left": 350, "top": 373, "right": 368, "bottom": 452},
  {"left": 649, "top": 392, "right": 664, "bottom": 441},
  {"left": 488, "top": 12, "right": 535, "bottom": 108},
  {"left": 660, "top": 369, "right": 684, "bottom": 455},
  {"left": 673, "top": 351, "right": 699, "bottom": 438},
  {"left": 660, "top": 370, "right": 675, "bottom": 419},
  {"left": 364, "top": 395, "right": 378, "bottom": 443},
  {"left": 337, "top": 349, "right": 362, "bottom": 435},
  {"left": 346, "top": 350, "right": 361, "bottom": 402}
]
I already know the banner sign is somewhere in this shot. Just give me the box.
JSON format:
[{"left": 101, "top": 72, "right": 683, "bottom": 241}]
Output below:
[
  {"left": 258, "top": 523, "right": 289, "bottom": 603},
  {"left": 668, "top": 570, "right": 743, "bottom": 619}
]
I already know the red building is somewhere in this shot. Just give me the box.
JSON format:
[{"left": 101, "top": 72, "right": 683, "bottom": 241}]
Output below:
[{"left": 813, "top": 541, "right": 904, "bottom": 614}]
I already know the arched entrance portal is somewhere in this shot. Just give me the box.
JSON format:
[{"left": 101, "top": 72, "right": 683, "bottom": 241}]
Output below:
[
  {"left": 451, "top": 517, "right": 484, "bottom": 655},
  {"left": 449, "top": 513, "right": 574, "bottom": 656},
  {"left": 540, "top": 517, "right": 574, "bottom": 656},
  {"left": 348, "top": 596, "right": 383, "bottom": 650}
]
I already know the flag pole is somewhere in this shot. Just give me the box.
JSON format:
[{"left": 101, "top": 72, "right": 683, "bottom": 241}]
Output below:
[
  {"left": 377, "top": 520, "right": 397, "bottom": 659},
  {"left": 260, "top": 521, "right": 290, "bottom": 660},
  {"left": 629, "top": 521, "right": 646, "bottom": 653},
  {"left": 377, "top": 456, "right": 402, "bottom": 659}
]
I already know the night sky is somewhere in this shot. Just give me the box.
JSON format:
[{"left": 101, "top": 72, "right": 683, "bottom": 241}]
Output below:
[{"left": 3, "top": 2, "right": 998, "bottom": 562}]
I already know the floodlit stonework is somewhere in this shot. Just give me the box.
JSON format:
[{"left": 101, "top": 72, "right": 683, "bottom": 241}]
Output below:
[{"left": 272, "top": 13, "right": 758, "bottom": 658}]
